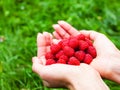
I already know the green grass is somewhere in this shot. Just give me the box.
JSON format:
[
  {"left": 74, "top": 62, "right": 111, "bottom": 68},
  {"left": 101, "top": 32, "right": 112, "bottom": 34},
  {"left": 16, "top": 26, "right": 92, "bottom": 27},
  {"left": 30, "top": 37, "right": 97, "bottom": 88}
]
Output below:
[{"left": 0, "top": 0, "right": 120, "bottom": 90}]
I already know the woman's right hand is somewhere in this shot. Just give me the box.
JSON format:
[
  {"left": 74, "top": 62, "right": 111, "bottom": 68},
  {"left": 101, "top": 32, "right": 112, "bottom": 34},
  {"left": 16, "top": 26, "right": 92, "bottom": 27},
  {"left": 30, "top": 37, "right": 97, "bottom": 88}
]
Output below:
[{"left": 53, "top": 21, "right": 120, "bottom": 84}]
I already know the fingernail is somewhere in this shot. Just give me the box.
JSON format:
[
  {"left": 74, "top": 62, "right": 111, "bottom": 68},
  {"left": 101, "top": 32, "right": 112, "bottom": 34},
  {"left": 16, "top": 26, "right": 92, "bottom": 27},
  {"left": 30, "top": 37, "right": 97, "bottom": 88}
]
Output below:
[
  {"left": 58, "top": 20, "right": 64, "bottom": 24},
  {"left": 43, "top": 32, "right": 49, "bottom": 36},
  {"left": 32, "top": 57, "right": 38, "bottom": 63},
  {"left": 52, "top": 24, "right": 59, "bottom": 29},
  {"left": 52, "top": 39, "right": 60, "bottom": 44},
  {"left": 37, "top": 33, "right": 42, "bottom": 38}
]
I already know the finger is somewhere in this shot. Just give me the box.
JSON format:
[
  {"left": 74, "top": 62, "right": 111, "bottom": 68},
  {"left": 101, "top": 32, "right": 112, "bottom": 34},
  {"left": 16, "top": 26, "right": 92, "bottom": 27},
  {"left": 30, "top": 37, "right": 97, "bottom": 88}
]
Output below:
[
  {"left": 52, "top": 39, "right": 61, "bottom": 44},
  {"left": 79, "top": 30, "right": 102, "bottom": 41},
  {"left": 80, "top": 30, "right": 117, "bottom": 52},
  {"left": 43, "top": 32, "right": 53, "bottom": 46},
  {"left": 37, "top": 33, "right": 46, "bottom": 47},
  {"left": 58, "top": 20, "right": 79, "bottom": 36},
  {"left": 32, "top": 57, "right": 43, "bottom": 64},
  {"left": 52, "top": 24, "right": 70, "bottom": 39},
  {"left": 32, "top": 57, "right": 44, "bottom": 76},
  {"left": 43, "top": 32, "right": 53, "bottom": 53},
  {"left": 37, "top": 33, "right": 46, "bottom": 58},
  {"left": 53, "top": 31, "right": 62, "bottom": 39}
]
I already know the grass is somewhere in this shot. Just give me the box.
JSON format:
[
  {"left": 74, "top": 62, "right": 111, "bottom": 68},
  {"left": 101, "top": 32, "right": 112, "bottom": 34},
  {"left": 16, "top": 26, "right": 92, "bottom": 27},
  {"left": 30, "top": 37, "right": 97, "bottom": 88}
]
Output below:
[{"left": 0, "top": 0, "right": 120, "bottom": 90}]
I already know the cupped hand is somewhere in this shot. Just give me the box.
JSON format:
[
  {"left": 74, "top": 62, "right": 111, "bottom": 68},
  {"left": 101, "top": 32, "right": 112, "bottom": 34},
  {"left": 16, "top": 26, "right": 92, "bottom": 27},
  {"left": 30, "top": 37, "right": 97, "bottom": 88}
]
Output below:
[
  {"left": 32, "top": 32, "right": 67, "bottom": 88},
  {"left": 32, "top": 32, "right": 109, "bottom": 89},
  {"left": 53, "top": 21, "right": 120, "bottom": 80},
  {"left": 32, "top": 32, "right": 73, "bottom": 88},
  {"left": 32, "top": 57, "right": 109, "bottom": 90}
]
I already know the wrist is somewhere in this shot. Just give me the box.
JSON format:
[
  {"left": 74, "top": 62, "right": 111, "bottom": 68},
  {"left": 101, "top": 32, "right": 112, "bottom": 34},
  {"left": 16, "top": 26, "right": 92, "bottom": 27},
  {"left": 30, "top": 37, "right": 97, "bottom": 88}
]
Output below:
[
  {"left": 67, "top": 73, "right": 109, "bottom": 90},
  {"left": 108, "top": 51, "right": 120, "bottom": 84},
  {"left": 65, "top": 65, "right": 109, "bottom": 90}
]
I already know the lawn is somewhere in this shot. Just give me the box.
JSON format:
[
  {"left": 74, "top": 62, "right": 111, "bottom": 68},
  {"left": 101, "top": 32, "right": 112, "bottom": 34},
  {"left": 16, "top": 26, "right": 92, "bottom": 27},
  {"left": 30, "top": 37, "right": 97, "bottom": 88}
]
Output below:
[{"left": 0, "top": 0, "right": 120, "bottom": 90}]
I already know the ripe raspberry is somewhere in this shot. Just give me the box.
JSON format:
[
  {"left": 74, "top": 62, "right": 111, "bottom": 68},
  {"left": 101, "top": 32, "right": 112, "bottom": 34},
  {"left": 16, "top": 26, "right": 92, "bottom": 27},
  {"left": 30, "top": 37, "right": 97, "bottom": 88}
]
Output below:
[
  {"left": 63, "top": 46, "right": 75, "bottom": 57},
  {"left": 68, "top": 38, "right": 79, "bottom": 49},
  {"left": 61, "top": 39, "right": 69, "bottom": 48},
  {"left": 68, "top": 57, "right": 80, "bottom": 65},
  {"left": 45, "top": 52, "right": 54, "bottom": 60},
  {"left": 59, "top": 55, "right": 69, "bottom": 62},
  {"left": 45, "top": 33, "right": 96, "bottom": 66},
  {"left": 75, "top": 51, "right": 85, "bottom": 61},
  {"left": 79, "top": 40, "right": 89, "bottom": 50},
  {"left": 46, "top": 59, "right": 56, "bottom": 65},
  {"left": 55, "top": 50, "right": 64, "bottom": 59},
  {"left": 85, "top": 38, "right": 93, "bottom": 46},
  {"left": 87, "top": 46, "right": 97, "bottom": 58},
  {"left": 58, "top": 40, "right": 63, "bottom": 47},
  {"left": 83, "top": 54, "right": 93, "bottom": 64},
  {"left": 50, "top": 44, "right": 61, "bottom": 54},
  {"left": 75, "top": 34, "right": 85, "bottom": 40},
  {"left": 57, "top": 59, "right": 66, "bottom": 64}
]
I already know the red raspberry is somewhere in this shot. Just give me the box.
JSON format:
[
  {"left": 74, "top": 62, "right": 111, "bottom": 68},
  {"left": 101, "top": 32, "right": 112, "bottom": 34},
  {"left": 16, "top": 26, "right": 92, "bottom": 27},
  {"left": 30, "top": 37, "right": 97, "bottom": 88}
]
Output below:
[
  {"left": 87, "top": 46, "right": 97, "bottom": 58},
  {"left": 57, "top": 59, "right": 66, "bottom": 64},
  {"left": 85, "top": 38, "right": 93, "bottom": 46},
  {"left": 55, "top": 50, "right": 64, "bottom": 59},
  {"left": 46, "top": 59, "right": 56, "bottom": 65},
  {"left": 68, "top": 57, "right": 80, "bottom": 65},
  {"left": 68, "top": 38, "right": 79, "bottom": 49},
  {"left": 45, "top": 33, "right": 96, "bottom": 66},
  {"left": 75, "top": 51, "right": 85, "bottom": 61},
  {"left": 59, "top": 55, "right": 69, "bottom": 62},
  {"left": 75, "top": 34, "right": 85, "bottom": 40},
  {"left": 79, "top": 40, "right": 89, "bottom": 50},
  {"left": 45, "top": 52, "right": 54, "bottom": 60},
  {"left": 58, "top": 40, "right": 63, "bottom": 47},
  {"left": 61, "top": 39, "right": 69, "bottom": 48},
  {"left": 83, "top": 54, "right": 93, "bottom": 64},
  {"left": 50, "top": 44, "right": 61, "bottom": 54},
  {"left": 63, "top": 46, "right": 75, "bottom": 57}
]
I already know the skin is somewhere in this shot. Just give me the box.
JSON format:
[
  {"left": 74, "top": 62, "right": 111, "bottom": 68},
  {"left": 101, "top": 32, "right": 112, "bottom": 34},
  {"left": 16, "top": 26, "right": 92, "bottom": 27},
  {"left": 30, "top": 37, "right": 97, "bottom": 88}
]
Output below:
[
  {"left": 32, "top": 32, "right": 109, "bottom": 90},
  {"left": 53, "top": 20, "right": 120, "bottom": 84}
]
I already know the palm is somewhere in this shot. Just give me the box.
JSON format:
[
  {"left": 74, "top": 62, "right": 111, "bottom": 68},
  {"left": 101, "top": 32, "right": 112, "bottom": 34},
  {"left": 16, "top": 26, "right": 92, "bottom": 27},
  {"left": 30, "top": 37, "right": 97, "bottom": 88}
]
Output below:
[
  {"left": 36, "top": 64, "right": 77, "bottom": 88},
  {"left": 37, "top": 32, "right": 52, "bottom": 59},
  {"left": 89, "top": 33, "right": 119, "bottom": 77},
  {"left": 53, "top": 21, "right": 119, "bottom": 78}
]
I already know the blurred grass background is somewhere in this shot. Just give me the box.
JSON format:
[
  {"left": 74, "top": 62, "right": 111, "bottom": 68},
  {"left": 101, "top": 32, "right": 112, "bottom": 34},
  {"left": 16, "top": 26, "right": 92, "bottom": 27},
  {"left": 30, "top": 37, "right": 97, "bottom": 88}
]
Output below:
[{"left": 0, "top": 0, "right": 120, "bottom": 90}]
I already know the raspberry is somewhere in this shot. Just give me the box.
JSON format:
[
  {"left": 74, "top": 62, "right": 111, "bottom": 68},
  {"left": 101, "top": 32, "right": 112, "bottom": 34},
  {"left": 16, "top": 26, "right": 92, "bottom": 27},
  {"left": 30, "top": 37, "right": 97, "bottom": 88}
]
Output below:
[
  {"left": 45, "top": 52, "right": 54, "bottom": 60},
  {"left": 61, "top": 39, "right": 69, "bottom": 48},
  {"left": 75, "top": 51, "right": 85, "bottom": 61},
  {"left": 58, "top": 40, "right": 63, "bottom": 47},
  {"left": 83, "top": 54, "right": 93, "bottom": 64},
  {"left": 45, "top": 34, "right": 97, "bottom": 66},
  {"left": 63, "top": 46, "right": 75, "bottom": 57},
  {"left": 55, "top": 50, "right": 64, "bottom": 59},
  {"left": 46, "top": 59, "right": 56, "bottom": 65},
  {"left": 85, "top": 38, "right": 93, "bottom": 46},
  {"left": 59, "top": 55, "right": 69, "bottom": 62},
  {"left": 57, "top": 59, "right": 66, "bottom": 64},
  {"left": 75, "top": 34, "right": 85, "bottom": 40},
  {"left": 50, "top": 44, "right": 61, "bottom": 54},
  {"left": 68, "top": 57, "right": 80, "bottom": 65},
  {"left": 79, "top": 40, "right": 89, "bottom": 50},
  {"left": 68, "top": 38, "right": 79, "bottom": 49},
  {"left": 87, "top": 46, "right": 97, "bottom": 58}
]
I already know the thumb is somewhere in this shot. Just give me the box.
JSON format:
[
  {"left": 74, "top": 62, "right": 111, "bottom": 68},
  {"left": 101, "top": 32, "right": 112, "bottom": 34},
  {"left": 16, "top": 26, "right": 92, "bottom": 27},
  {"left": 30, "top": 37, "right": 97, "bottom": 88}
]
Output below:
[{"left": 32, "top": 57, "right": 44, "bottom": 76}]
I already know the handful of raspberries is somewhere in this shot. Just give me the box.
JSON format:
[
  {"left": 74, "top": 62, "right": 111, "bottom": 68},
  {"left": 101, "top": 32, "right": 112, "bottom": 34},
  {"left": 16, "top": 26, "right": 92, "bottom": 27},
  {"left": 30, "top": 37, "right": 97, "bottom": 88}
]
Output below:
[{"left": 45, "top": 34, "right": 97, "bottom": 65}]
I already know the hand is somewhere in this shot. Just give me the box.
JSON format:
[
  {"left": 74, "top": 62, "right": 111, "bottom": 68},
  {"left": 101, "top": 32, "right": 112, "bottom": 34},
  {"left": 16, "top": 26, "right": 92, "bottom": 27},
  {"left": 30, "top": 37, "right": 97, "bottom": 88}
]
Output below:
[
  {"left": 32, "top": 58, "right": 109, "bottom": 90},
  {"left": 53, "top": 21, "right": 120, "bottom": 83},
  {"left": 32, "top": 32, "right": 67, "bottom": 87},
  {"left": 32, "top": 32, "right": 109, "bottom": 90}
]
